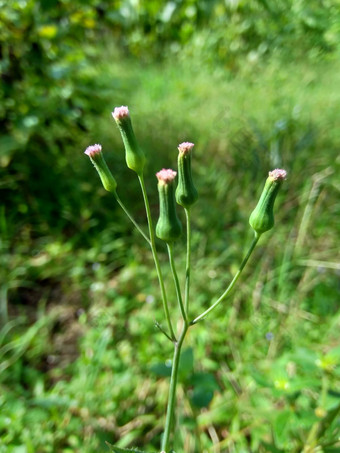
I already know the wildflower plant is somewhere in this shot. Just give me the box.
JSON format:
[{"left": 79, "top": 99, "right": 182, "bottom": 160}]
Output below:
[{"left": 84, "top": 106, "right": 287, "bottom": 453}]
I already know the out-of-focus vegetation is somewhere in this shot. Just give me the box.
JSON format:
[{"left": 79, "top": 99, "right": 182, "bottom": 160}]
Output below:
[{"left": 1, "top": 1, "right": 340, "bottom": 452}]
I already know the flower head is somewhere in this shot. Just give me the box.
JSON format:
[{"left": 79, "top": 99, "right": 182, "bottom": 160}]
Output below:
[
  {"left": 155, "top": 169, "right": 182, "bottom": 242},
  {"left": 84, "top": 144, "right": 102, "bottom": 158},
  {"left": 112, "top": 106, "right": 130, "bottom": 122},
  {"left": 112, "top": 105, "right": 145, "bottom": 174},
  {"left": 249, "top": 168, "right": 287, "bottom": 235},
  {"left": 156, "top": 169, "right": 177, "bottom": 184},
  {"left": 178, "top": 142, "right": 194, "bottom": 155},
  {"left": 84, "top": 144, "right": 117, "bottom": 193},
  {"left": 176, "top": 142, "right": 198, "bottom": 208},
  {"left": 268, "top": 168, "right": 287, "bottom": 181}
]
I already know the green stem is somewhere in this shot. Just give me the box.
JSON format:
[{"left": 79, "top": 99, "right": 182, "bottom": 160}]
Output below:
[
  {"left": 184, "top": 208, "right": 191, "bottom": 317},
  {"left": 167, "top": 243, "right": 188, "bottom": 325},
  {"left": 191, "top": 232, "right": 261, "bottom": 325},
  {"left": 0, "top": 285, "right": 8, "bottom": 328},
  {"left": 115, "top": 193, "right": 151, "bottom": 245},
  {"left": 161, "top": 325, "right": 189, "bottom": 452},
  {"left": 138, "top": 174, "right": 176, "bottom": 341},
  {"left": 155, "top": 321, "right": 173, "bottom": 342}
]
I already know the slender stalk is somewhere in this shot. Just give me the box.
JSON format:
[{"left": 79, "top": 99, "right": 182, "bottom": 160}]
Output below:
[
  {"left": 167, "top": 243, "right": 188, "bottom": 325},
  {"left": 184, "top": 208, "right": 192, "bottom": 316},
  {"left": 0, "top": 285, "right": 8, "bottom": 328},
  {"left": 155, "top": 321, "right": 174, "bottom": 342},
  {"left": 114, "top": 193, "right": 151, "bottom": 245},
  {"left": 161, "top": 325, "right": 189, "bottom": 452},
  {"left": 138, "top": 174, "right": 176, "bottom": 341},
  {"left": 192, "top": 232, "right": 261, "bottom": 324}
]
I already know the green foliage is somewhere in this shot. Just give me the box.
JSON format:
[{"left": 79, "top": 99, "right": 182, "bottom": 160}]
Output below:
[
  {"left": 93, "top": 0, "right": 340, "bottom": 63},
  {"left": 1, "top": 0, "right": 339, "bottom": 249}
]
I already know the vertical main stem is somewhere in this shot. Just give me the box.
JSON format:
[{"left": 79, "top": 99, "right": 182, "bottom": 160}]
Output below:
[
  {"left": 138, "top": 174, "right": 176, "bottom": 341},
  {"left": 184, "top": 208, "right": 191, "bottom": 316},
  {"left": 162, "top": 213, "right": 192, "bottom": 451},
  {"left": 167, "top": 244, "right": 188, "bottom": 324},
  {"left": 161, "top": 325, "right": 189, "bottom": 452}
]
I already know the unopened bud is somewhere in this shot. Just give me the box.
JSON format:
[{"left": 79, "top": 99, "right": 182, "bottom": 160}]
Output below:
[
  {"left": 112, "top": 106, "right": 146, "bottom": 175},
  {"left": 249, "top": 169, "right": 287, "bottom": 234},
  {"left": 84, "top": 144, "right": 117, "bottom": 193},
  {"left": 156, "top": 169, "right": 182, "bottom": 243},
  {"left": 176, "top": 142, "right": 198, "bottom": 209}
]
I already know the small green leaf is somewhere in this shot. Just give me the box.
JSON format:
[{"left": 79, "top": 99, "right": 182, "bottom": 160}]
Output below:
[
  {"left": 191, "top": 388, "right": 214, "bottom": 408},
  {"left": 190, "top": 372, "right": 219, "bottom": 408},
  {"left": 273, "top": 410, "right": 293, "bottom": 445},
  {"left": 149, "top": 361, "right": 172, "bottom": 377},
  {"left": 191, "top": 372, "right": 219, "bottom": 391}
]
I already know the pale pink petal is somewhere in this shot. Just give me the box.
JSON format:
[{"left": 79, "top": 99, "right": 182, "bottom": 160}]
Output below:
[
  {"left": 178, "top": 142, "right": 194, "bottom": 154},
  {"left": 268, "top": 168, "right": 287, "bottom": 181},
  {"left": 84, "top": 144, "right": 102, "bottom": 157},
  {"left": 112, "top": 106, "right": 130, "bottom": 121},
  {"left": 156, "top": 168, "right": 177, "bottom": 183}
]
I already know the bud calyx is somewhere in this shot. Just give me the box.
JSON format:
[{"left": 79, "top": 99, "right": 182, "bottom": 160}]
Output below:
[
  {"left": 84, "top": 144, "right": 117, "bottom": 193},
  {"left": 112, "top": 106, "right": 146, "bottom": 175},
  {"left": 249, "top": 168, "right": 287, "bottom": 234},
  {"left": 176, "top": 142, "right": 198, "bottom": 209},
  {"left": 156, "top": 169, "right": 182, "bottom": 243}
]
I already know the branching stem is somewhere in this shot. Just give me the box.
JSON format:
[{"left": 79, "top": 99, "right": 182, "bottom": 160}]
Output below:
[
  {"left": 115, "top": 193, "right": 151, "bottom": 245},
  {"left": 191, "top": 232, "right": 261, "bottom": 324},
  {"left": 167, "top": 243, "right": 188, "bottom": 325},
  {"left": 138, "top": 174, "right": 176, "bottom": 342}
]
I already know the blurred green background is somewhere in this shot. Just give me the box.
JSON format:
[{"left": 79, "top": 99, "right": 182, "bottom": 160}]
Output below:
[{"left": 1, "top": 0, "right": 340, "bottom": 452}]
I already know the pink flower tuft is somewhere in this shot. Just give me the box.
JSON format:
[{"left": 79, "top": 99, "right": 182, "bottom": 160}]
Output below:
[
  {"left": 84, "top": 144, "right": 102, "bottom": 157},
  {"left": 178, "top": 142, "right": 194, "bottom": 155},
  {"left": 112, "top": 106, "right": 130, "bottom": 121},
  {"left": 156, "top": 168, "right": 177, "bottom": 184},
  {"left": 268, "top": 168, "right": 287, "bottom": 181}
]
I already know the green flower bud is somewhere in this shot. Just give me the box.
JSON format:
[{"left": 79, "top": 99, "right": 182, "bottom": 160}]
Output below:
[
  {"left": 84, "top": 144, "right": 117, "bottom": 193},
  {"left": 156, "top": 169, "right": 182, "bottom": 243},
  {"left": 249, "top": 168, "right": 287, "bottom": 234},
  {"left": 112, "top": 106, "right": 146, "bottom": 175},
  {"left": 176, "top": 142, "right": 198, "bottom": 209}
]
